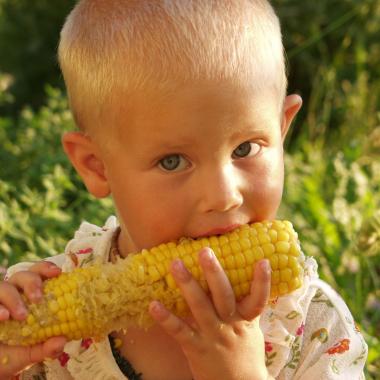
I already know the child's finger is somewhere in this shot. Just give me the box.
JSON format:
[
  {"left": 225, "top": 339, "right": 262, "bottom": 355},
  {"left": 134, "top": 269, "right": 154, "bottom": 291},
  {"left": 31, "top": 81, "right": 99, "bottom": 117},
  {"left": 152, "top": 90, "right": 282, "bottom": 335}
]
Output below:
[
  {"left": 198, "top": 248, "right": 236, "bottom": 320},
  {"left": 29, "top": 261, "right": 62, "bottom": 279},
  {"left": 30, "top": 336, "right": 67, "bottom": 362},
  {"left": 149, "top": 301, "right": 197, "bottom": 347},
  {"left": 170, "top": 259, "right": 216, "bottom": 328},
  {"left": 237, "top": 259, "right": 271, "bottom": 320},
  {"left": 7, "top": 271, "right": 45, "bottom": 304},
  {"left": 0, "top": 337, "right": 66, "bottom": 378},
  {"left": 0, "top": 304, "right": 10, "bottom": 321},
  {"left": 7, "top": 262, "right": 60, "bottom": 304},
  {"left": 0, "top": 282, "right": 28, "bottom": 321}
]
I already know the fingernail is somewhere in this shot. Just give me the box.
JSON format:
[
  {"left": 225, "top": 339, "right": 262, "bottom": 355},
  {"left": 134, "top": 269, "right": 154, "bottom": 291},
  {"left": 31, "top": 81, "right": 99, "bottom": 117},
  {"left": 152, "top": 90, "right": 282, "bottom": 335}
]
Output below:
[
  {"left": 202, "top": 248, "right": 214, "bottom": 262},
  {"left": 31, "top": 289, "right": 42, "bottom": 302},
  {"left": 200, "top": 248, "right": 216, "bottom": 269},
  {"left": 0, "top": 308, "right": 9, "bottom": 319},
  {"left": 172, "top": 259, "right": 190, "bottom": 281},
  {"left": 260, "top": 260, "right": 271, "bottom": 274},
  {"left": 46, "top": 262, "right": 59, "bottom": 270},
  {"left": 17, "top": 306, "right": 28, "bottom": 318},
  {"left": 149, "top": 301, "right": 168, "bottom": 320}
]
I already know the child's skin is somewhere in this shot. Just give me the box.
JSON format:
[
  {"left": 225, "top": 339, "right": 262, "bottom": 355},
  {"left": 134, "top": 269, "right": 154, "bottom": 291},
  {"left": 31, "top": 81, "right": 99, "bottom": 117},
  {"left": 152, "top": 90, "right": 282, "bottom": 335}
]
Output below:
[{"left": 0, "top": 80, "right": 302, "bottom": 379}]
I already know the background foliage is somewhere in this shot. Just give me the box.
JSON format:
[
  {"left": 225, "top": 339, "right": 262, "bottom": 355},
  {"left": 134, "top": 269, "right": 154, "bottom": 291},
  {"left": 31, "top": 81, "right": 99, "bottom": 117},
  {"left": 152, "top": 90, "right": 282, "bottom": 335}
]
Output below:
[{"left": 0, "top": 0, "right": 379, "bottom": 377}]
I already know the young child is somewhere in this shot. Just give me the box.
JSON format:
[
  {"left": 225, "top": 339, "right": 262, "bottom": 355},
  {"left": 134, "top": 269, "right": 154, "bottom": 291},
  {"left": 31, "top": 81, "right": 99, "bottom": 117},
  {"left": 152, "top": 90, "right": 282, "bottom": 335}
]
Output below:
[{"left": 0, "top": 0, "right": 368, "bottom": 379}]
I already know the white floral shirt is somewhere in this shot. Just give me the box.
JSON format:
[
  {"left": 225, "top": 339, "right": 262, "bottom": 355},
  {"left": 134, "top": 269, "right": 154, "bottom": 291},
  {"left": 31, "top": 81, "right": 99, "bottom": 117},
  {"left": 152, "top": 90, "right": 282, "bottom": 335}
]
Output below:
[{"left": 7, "top": 217, "right": 368, "bottom": 380}]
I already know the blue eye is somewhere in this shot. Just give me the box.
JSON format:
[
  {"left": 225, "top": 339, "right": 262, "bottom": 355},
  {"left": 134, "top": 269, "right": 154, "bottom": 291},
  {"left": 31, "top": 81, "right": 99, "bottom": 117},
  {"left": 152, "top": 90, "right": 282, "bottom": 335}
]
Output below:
[
  {"left": 233, "top": 141, "right": 260, "bottom": 158},
  {"left": 158, "top": 154, "right": 189, "bottom": 171}
]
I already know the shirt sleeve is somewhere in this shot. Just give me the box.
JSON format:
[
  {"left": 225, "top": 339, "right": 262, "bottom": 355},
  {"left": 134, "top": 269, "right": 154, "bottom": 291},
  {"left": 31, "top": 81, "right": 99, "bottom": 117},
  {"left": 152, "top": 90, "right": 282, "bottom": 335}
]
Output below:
[{"left": 292, "top": 280, "right": 368, "bottom": 380}]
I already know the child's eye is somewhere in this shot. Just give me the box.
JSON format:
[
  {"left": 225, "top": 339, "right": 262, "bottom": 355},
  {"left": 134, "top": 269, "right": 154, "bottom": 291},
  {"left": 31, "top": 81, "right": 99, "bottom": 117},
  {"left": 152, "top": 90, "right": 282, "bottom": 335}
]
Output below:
[
  {"left": 232, "top": 141, "right": 261, "bottom": 158},
  {"left": 158, "top": 154, "right": 189, "bottom": 172}
]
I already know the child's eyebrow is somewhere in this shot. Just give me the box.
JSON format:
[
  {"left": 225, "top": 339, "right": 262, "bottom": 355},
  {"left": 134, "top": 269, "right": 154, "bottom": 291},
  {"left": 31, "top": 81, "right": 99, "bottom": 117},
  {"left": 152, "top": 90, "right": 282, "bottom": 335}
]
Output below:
[
  {"left": 146, "top": 137, "right": 195, "bottom": 152},
  {"left": 228, "top": 124, "right": 273, "bottom": 139}
]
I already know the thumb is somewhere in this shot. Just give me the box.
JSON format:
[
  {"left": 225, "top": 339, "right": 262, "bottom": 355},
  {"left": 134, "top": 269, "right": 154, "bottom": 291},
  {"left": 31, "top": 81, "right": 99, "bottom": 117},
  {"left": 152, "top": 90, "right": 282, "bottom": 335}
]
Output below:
[
  {"left": 0, "top": 337, "right": 66, "bottom": 379},
  {"left": 29, "top": 336, "right": 67, "bottom": 362}
]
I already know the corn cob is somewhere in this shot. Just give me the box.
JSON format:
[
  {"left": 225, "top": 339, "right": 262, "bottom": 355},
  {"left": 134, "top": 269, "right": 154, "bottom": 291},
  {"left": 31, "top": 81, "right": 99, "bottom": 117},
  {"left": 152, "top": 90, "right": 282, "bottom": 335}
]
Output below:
[{"left": 0, "top": 220, "right": 304, "bottom": 346}]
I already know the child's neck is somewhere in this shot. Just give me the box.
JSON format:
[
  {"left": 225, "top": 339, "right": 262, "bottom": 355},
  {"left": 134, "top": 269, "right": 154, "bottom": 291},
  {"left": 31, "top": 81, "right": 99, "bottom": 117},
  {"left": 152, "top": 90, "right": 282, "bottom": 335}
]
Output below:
[{"left": 111, "top": 325, "right": 192, "bottom": 380}]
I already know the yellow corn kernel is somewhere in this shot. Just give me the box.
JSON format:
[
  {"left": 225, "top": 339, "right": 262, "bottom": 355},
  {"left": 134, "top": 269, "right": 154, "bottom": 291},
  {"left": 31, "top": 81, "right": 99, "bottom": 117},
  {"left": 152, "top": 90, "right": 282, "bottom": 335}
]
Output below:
[
  {"left": 250, "top": 235, "right": 259, "bottom": 246},
  {"left": 278, "top": 254, "right": 289, "bottom": 269},
  {"left": 37, "top": 329, "right": 46, "bottom": 341},
  {"left": 221, "top": 244, "right": 232, "bottom": 257},
  {"left": 245, "top": 266, "right": 253, "bottom": 280},
  {"left": 56, "top": 296, "right": 67, "bottom": 309},
  {"left": 270, "top": 284, "right": 279, "bottom": 299},
  {"left": 229, "top": 269, "right": 239, "bottom": 285},
  {"left": 48, "top": 300, "right": 59, "bottom": 314},
  {"left": 60, "top": 283, "right": 70, "bottom": 294},
  {"left": 57, "top": 310, "right": 67, "bottom": 322},
  {"left": 289, "top": 277, "right": 301, "bottom": 291},
  {"left": 44, "top": 326, "right": 53, "bottom": 338},
  {"left": 67, "top": 279, "right": 78, "bottom": 291},
  {"left": 183, "top": 255, "right": 194, "bottom": 268},
  {"left": 262, "top": 243, "right": 275, "bottom": 257},
  {"left": 269, "top": 255, "right": 279, "bottom": 270},
  {"left": 66, "top": 308, "right": 75, "bottom": 321},
  {"left": 26, "top": 314, "right": 36, "bottom": 325},
  {"left": 290, "top": 243, "right": 301, "bottom": 257},
  {"left": 240, "top": 238, "right": 251, "bottom": 250},
  {"left": 230, "top": 241, "right": 240, "bottom": 253},
  {"left": 278, "top": 231, "right": 290, "bottom": 241},
  {"left": 155, "top": 262, "right": 165, "bottom": 276},
  {"left": 276, "top": 241, "right": 291, "bottom": 254},
  {"left": 244, "top": 249, "right": 255, "bottom": 265},
  {"left": 268, "top": 229, "right": 278, "bottom": 243},
  {"left": 114, "top": 338, "right": 123, "bottom": 349},
  {"left": 280, "top": 268, "right": 293, "bottom": 283},
  {"left": 225, "top": 255, "right": 235, "bottom": 269},
  {"left": 60, "top": 322, "right": 70, "bottom": 335},
  {"left": 258, "top": 232, "right": 271, "bottom": 244},
  {"left": 148, "top": 266, "right": 161, "bottom": 282},
  {"left": 21, "top": 327, "right": 31, "bottom": 337},
  {"left": 53, "top": 325, "right": 61, "bottom": 336},
  {"left": 288, "top": 255, "right": 299, "bottom": 269},
  {"left": 279, "top": 282, "right": 289, "bottom": 295},
  {"left": 237, "top": 268, "right": 247, "bottom": 283},
  {"left": 165, "top": 273, "right": 176, "bottom": 289},
  {"left": 272, "top": 270, "right": 280, "bottom": 285},
  {"left": 241, "top": 282, "right": 250, "bottom": 295},
  {"left": 253, "top": 246, "right": 264, "bottom": 261}
]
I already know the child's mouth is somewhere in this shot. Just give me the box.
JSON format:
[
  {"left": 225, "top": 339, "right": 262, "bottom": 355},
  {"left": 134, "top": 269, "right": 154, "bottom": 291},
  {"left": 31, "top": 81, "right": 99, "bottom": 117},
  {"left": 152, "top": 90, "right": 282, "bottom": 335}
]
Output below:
[{"left": 195, "top": 224, "right": 242, "bottom": 238}]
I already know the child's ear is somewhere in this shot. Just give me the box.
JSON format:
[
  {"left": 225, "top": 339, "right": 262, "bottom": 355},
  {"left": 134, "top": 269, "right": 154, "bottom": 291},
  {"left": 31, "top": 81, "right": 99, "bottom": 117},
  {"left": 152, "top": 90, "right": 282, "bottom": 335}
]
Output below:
[
  {"left": 281, "top": 94, "right": 302, "bottom": 141},
  {"left": 62, "top": 131, "right": 110, "bottom": 198}
]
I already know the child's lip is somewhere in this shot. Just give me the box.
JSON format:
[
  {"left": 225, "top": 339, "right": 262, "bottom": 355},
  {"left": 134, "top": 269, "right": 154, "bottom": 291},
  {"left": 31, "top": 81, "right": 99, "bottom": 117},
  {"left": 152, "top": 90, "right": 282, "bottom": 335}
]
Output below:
[{"left": 196, "top": 224, "right": 242, "bottom": 238}]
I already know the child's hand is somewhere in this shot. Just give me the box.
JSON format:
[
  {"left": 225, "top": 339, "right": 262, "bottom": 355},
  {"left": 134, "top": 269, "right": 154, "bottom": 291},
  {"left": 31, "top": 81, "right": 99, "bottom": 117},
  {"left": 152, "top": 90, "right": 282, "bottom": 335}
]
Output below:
[
  {"left": 0, "top": 261, "right": 67, "bottom": 378},
  {"left": 149, "top": 248, "right": 271, "bottom": 380}
]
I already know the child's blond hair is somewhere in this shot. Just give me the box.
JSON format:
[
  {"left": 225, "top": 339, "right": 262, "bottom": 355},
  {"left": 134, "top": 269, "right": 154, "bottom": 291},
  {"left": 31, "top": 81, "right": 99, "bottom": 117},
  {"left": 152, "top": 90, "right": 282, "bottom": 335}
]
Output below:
[{"left": 58, "top": 0, "right": 287, "bottom": 137}]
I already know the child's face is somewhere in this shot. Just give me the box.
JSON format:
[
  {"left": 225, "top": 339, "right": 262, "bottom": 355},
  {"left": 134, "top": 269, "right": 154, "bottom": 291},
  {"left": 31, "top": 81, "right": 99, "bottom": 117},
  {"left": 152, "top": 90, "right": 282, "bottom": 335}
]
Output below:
[{"left": 94, "top": 80, "right": 298, "bottom": 254}]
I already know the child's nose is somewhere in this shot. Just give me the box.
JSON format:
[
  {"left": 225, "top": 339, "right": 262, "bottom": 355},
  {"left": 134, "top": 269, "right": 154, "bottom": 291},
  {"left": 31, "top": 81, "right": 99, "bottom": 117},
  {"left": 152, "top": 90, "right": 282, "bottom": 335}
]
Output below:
[{"left": 198, "top": 165, "right": 243, "bottom": 213}]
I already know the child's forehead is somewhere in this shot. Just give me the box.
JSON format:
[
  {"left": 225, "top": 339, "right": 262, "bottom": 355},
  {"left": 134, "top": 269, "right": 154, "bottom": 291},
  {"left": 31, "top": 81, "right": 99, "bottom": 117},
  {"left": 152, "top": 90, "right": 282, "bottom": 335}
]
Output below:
[{"left": 108, "top": 78, "right": 281, "bottom": 141}]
